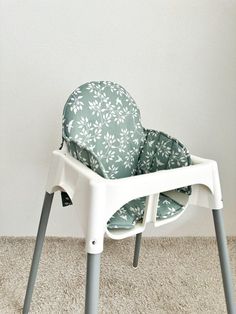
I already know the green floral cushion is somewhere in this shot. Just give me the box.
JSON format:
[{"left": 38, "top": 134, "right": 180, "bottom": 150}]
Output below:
[
  {"left": 107, "top": 194, "right": 184, "bottom": 229},
  {"left": 107, "top": 197, "right": 146, "bottom": 229},
  {"left": 137, "top": 129, "right": 191, "bottom": 195},
  {"left": 63, "top": 81, "right": 145, "bottom": 179},
  {"left": 157, "top": 194, "right": 184, "bottom": 219},
  {"left": 62, "top": 81, "right": 191, "bottom": 230}
]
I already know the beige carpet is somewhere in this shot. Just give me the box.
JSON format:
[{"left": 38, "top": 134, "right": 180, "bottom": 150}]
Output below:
[{"left": 0, "top": 237, "right": 235, "bottom": 314}]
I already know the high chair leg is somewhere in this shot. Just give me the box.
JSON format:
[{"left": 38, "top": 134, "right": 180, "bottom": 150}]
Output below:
[
  {"left": 212, "top": 209, "right": 235, "bottom": 314},
  {"left": 133, "top": 233, "right": 142, "bottom": 268},
  {"left": 23, "top": 192, "right": 54, "bottom": 314},
  {"left": 85, "top": 253, "right": 101, "bottom": 314}
]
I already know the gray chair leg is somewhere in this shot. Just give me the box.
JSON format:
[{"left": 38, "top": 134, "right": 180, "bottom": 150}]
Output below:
[
  {"left": 85, "top": 253, "right": 101, "bottom": 314},
  {"left": 212, "top": 209, "right": 235, "bottom": 314},
  {"left": 133, "top": 232, "right": 142, "bottom": 268},
  {"left": 23, "top": 192, "right": 54, "bottom": 314}
]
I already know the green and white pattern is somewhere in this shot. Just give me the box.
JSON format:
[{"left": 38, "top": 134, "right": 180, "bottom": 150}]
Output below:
[
  {"left": 63, "top": 81, "right": 145, "bottom": 179},
  {"left": 62, "top": 81, "right": 191, "bottom": 229}
]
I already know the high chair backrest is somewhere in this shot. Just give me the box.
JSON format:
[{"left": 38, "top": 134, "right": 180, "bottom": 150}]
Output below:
[{"left": 62, "top": 81, "right": 146, "bottom": 179}]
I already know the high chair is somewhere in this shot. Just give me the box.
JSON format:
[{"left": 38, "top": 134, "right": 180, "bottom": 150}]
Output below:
[{"left": 23, "top": 81, "right": 235, "bottom": 314}]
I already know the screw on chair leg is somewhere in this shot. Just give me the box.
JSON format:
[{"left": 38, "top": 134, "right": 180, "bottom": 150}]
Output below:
[
  {"left": 133, "top": 233, "right": 142, "bottom": 268},
  {"left": 85, "top": 253, "right": 101, "bottom": 314},
  {"left": 23, "top": 192, "right": 54, "bottom": 314},
  {"left": 212, "top": 209, "right": 236, "bottom": 314}
]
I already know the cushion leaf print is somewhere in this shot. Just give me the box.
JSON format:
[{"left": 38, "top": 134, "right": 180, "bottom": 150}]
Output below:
[{"left": 62, "top": 81, "right": 191, "bottom": 229}]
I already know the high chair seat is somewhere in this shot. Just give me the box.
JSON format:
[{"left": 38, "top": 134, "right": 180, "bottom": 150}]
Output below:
[
  {"left": 107, "top": 193, "right": 184, "bottom": 229},
  {"left": 62, "top": 81, "right": 191, "bottom": 229}
]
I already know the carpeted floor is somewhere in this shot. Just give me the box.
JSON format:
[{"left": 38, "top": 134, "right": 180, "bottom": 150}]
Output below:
[{"left": 0, "top": 237, "right": 235, "bottom": 314}]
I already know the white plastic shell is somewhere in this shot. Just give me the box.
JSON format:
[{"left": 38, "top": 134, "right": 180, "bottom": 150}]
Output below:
[{"left": 46, "top": 147, "right": 223, "bottom": 254}]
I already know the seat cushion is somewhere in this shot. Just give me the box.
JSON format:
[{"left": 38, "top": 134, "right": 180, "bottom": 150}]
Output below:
[
  {"left": 107, "top": 197, "right": 146, "bottom": 229},
  {"left": 107, "top": 129, "right": 191, "bottom": 229},
  {"left": 62, "top": 81, "right": 192, "bottom": 229},
  {"left": 107, "top": 194, "right": 184, "bottom": 229},
  {"left": 157, "top": 194, "right": 184, "bottom": 219}
]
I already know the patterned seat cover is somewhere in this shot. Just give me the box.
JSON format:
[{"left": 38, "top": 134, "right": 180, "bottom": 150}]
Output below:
[{"left": 62, "top": 81, "right": 191, "bottom": 229}]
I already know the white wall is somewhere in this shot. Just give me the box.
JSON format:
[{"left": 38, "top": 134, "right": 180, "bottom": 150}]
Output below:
[{"left": 0, "top": 0, "right": 235, "bottom": 237}]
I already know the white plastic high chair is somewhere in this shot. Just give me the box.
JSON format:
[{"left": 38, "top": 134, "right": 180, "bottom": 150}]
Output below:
[{"left": 23, "top": 81, "right": 235, "bottom": 314}]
